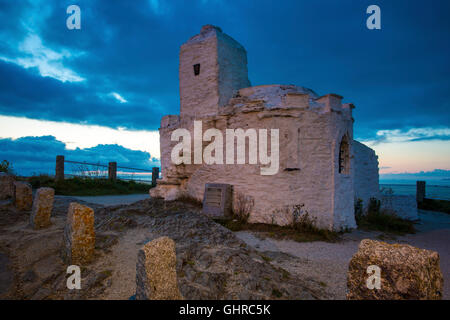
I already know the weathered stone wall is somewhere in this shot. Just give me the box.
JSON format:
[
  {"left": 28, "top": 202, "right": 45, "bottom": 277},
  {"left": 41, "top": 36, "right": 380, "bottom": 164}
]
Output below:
[
  {"left": 216, "top": 29, "right": 251, "bottom": 107},
  {"left": 380, "top": 195, "right": 419, "bottom": 220},
  {"left": 353, "top": 140, "right": 380, "bottom": 209},
  {"left": 179, "top": 25, "right": 250, "bottom": 119},
  {"left": 331, "top": 109, "right": 357, "bottom": 230},
  {"left": 152, "top": 25, "right": 380, "bottom": 231},
  {"left": 155, "top": 85, "right": 356, "bottom": 230}
]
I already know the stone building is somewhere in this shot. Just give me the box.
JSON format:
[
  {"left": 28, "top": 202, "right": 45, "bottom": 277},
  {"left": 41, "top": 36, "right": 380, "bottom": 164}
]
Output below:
[{"left": 151, "top": 25, "right": 380, "bottom": 231}]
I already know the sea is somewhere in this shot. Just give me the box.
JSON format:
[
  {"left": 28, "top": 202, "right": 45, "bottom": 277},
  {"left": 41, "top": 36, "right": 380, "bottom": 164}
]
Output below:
[{"left": 380, "top": 179, "right": 450, "bottom": 201}]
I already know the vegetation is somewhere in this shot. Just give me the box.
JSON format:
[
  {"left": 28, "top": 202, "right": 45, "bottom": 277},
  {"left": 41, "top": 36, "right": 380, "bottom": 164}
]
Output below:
[
  {"left": 290, "top": 204, "right": 324, "bottom": 234},
  {"left": 355, "top": 197, "right": 416, "bottom": 235},
  {"left": 0, "top": 160, "right": 14, "bottom": 174},
  {"left": 24, "top": 175, "right": 150, "bottom": 196},
  {"left": 418, "top": 198, "right": 450, "bottom": 214},
  {"left": 233, "top": 192, "right": 254, "bottom": 223},
  {"left": 215, "top": 203, "right": 341, "bottom": 242}
]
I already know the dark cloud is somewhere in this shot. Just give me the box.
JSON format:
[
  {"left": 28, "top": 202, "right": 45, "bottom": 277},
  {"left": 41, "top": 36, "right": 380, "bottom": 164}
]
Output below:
[
  {"left": 0, "top": 135, "right": 159, "bottom": 176},
  {"left": 0, "top": 0, "right": 449, "bottom": 138},
  {"left": 0, "top": 60, "right": 163, "bottom": 129}
]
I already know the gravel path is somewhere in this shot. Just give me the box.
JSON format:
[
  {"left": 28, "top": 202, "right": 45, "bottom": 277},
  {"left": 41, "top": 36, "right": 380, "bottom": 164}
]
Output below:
[
  {"left": 60, "top": 194, "right": 149, "bottom": 206},
  {"left": 235, "top": 210, "right": 450, "bottom": 300}
]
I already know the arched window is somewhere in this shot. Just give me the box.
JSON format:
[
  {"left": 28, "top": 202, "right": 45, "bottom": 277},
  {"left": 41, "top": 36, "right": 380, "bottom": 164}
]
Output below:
[{"left": 339, "top": 135, "right": 350, "bottom": 174}]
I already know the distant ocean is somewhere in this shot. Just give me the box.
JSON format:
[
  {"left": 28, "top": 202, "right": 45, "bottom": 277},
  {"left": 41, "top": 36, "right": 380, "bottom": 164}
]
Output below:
[{"left": 380, "top": 179, "right": 450, "bottom": 201}]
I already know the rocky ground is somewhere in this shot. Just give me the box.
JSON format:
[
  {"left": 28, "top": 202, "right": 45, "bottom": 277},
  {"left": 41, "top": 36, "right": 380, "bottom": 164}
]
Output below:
[
  {"left": 0, "top": 196, "right": 328, "bottom": 300},
  {"left": 1, "top": 196, "right": 448, "bottom": 300}
]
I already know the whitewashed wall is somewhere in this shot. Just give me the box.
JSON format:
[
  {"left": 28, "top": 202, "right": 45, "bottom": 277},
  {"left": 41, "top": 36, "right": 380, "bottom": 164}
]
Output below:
[
  {"left": 353, "top": 141, "right": 380, "bottom": 209},
  {"left": 152, "top": 26, "right": 370, "bottom": 231}
]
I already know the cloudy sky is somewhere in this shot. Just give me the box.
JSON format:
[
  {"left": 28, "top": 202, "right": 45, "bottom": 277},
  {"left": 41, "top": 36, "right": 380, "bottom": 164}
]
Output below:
[{"left": 0, "top": 0, "right": 449, "bottom": 178}]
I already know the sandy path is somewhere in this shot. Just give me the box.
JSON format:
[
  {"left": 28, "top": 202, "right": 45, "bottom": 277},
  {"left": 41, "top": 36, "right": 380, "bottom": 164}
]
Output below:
[
  {"left": 94, "top": 229, "right": 150, "bottom": 300},
  {"left": 236, "top": 210, "right": 450, "bottom": 300},
  {"left": 60, "top": 194, "right": 149, "bottom": 206}
]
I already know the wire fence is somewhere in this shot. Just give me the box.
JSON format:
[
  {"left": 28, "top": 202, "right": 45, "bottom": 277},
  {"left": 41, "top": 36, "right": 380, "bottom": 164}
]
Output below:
[{"left": 57, "top": 156, "right": 159, "bottom": 185}]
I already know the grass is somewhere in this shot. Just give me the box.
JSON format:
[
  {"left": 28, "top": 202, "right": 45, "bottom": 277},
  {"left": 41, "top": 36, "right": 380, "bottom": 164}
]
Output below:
[
  {"left": 213, "top": 218, "right": 341, "bottom": 243},
  {"left": 22, "top": 174, "right": 150, "bottom": 196},
  {"left": 213, "top": 202, "right": 341, "bottom": 243},
  {"left": 418, "top": 198, "right": 450, "bottom": 214},
  {"left": 355, "top": 198, "right": 416, "bottom": 235}
]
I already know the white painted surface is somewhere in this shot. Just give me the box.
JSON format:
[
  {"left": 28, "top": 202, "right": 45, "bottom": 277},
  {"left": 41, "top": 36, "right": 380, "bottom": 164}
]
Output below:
[{"left": 152, "top": 25, "right": 381, "bottom": 231}]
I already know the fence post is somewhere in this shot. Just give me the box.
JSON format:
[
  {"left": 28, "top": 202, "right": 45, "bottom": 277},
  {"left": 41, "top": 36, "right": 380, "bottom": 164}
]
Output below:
[
  {"left": 416, "top": 181, "right": 426, "bottom": 203},
  {"left": 152, "top": 167, "right": 159, "bottom": 187},
  {"left": 108, "top": 162, "right": 117, "bottom": 181},
  {"left": 56, "top": 155, "right": 65, "bottom": 182}
]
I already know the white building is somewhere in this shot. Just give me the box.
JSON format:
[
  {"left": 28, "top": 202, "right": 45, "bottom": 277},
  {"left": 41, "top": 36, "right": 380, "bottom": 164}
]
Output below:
[{"left": 151, "top": 25, "right": 380, "bottom": 230}]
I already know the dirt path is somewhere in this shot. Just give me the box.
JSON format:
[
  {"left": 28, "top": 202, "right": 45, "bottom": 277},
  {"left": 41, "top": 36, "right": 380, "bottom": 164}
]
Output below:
[
  {"left": 60, "top": 194, "right": 149, "bottom": 206},
  {"left": 95, "top": 229, "right": 149, "bottom": 300}
]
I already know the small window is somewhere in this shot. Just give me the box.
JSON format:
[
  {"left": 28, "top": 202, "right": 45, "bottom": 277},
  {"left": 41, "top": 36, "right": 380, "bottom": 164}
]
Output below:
[
  {"left": 193, "top": 64, "right": 200, "bottom": 76},
  {"left": 339, "top": 135, "right": 350, "bottom": 174}
]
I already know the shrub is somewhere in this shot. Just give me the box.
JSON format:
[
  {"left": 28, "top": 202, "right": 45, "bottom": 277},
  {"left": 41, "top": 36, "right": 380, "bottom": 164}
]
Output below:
[
  {"left": 356, "top": 197, "right": 415, "bottom": 234},
  {"left": 418, "top": 198, "right": 450, "bottom": 214},
  {"left": 0, "top": 160, "right": 13, "bottom": 174},
  {"left": 354, "top": 198, "right": 364, "bottom": 222},
  {"left": 290, "top": 204, "right": 315, "bottom": 232},
  {"left": 233, "top": 192, "right": 254, "bottom": 223},
  {"left": 290, "top": 204, "right": 339, "bottom": 241}
]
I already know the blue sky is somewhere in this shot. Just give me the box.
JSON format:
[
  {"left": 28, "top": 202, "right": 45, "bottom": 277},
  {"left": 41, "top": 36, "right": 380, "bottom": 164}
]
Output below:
[{"left": 0, "top": 0, "right": 449, "bottom": 178}]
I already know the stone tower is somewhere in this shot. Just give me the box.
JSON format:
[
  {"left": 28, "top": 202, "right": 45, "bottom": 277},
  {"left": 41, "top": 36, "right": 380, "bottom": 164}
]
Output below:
[{"left": 179, "top": 25, "right": 251, "bottom": 119}]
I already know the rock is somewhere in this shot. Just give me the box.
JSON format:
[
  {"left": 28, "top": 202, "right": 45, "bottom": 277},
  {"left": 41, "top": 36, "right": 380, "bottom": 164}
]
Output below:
[
  {"left": 136, "top": 236, "right": 183, "bottom": 300},
  {"left": 347, "top": 239, "right": 443, "bottom": 300},
  {"left": 14, "top": 181, "right": 33, "bottom": 211},
  {"left": 0, "top": 173, "right": 14, "bottom": 200},
  {"left": 30, "top": 187, "right": 55, "bottom": 229},
  {"left": 63, "top": 202, "right": 96, "bottom": 265}
]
